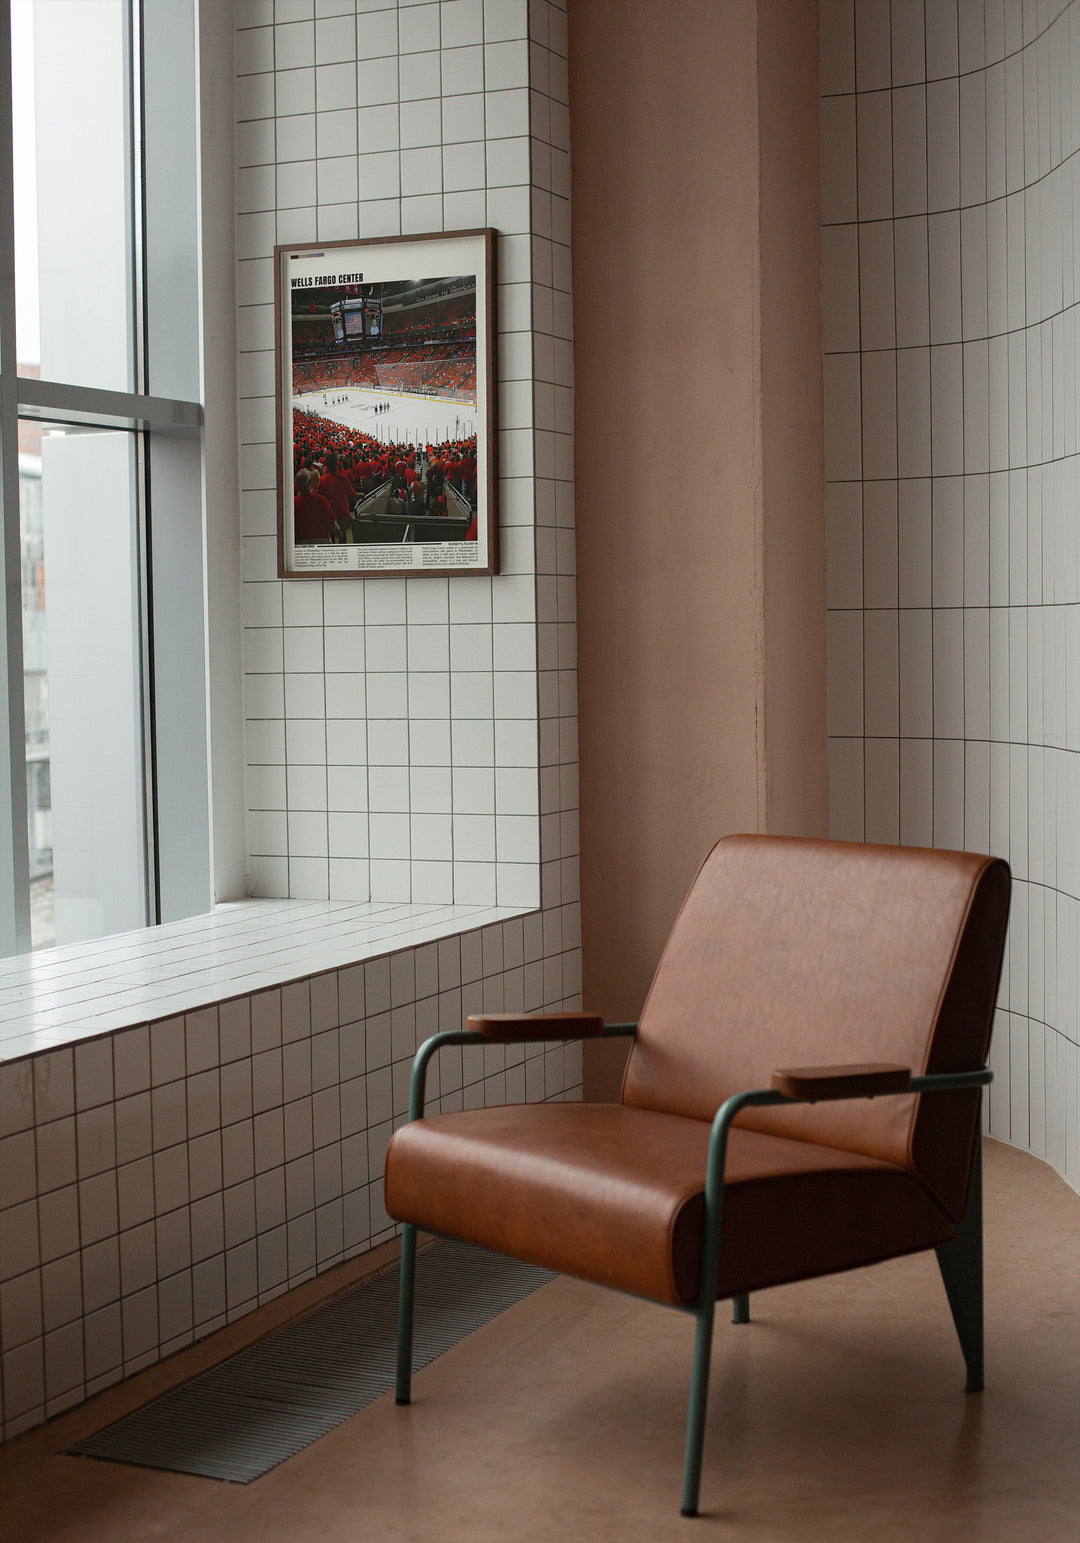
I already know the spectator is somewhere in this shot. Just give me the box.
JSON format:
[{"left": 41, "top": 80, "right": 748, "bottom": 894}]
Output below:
[
  {"left": 293, "top": 468, "right": 337, "bottom": 543},
  {"left": 317, "top": 453, "right": 355, "bottom": 523}
]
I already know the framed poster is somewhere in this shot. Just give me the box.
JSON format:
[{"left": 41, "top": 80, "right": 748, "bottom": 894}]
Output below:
[{"left": 275, "top": 228, "right": 497, "bottom": 579}]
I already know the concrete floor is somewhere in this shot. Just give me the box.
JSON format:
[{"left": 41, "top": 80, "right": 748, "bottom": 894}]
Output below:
[{"left": 1, "top": 1138, "right": 1077, "bottom": 1542}]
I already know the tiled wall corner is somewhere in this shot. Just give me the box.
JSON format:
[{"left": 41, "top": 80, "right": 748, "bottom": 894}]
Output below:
[
  {"left": 821, "top": 0, "right": 1080, "bottom": 1191},
  {"left": 0, "top": 908, "right": 583, "bottom": 1438}
]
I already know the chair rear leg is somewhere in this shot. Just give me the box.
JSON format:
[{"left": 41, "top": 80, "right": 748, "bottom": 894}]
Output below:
[
  {"left": 395, "top": 1222, "right": 418, "bottom": 1405},
  {"left": 731, "top": 1293, "right": 750, "bottom": 1324},
  {"left": 935, "top": 1139, "right": 984, "bottom": 1391}
]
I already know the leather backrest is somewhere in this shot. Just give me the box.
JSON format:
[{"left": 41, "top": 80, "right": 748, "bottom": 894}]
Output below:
[{"left": 621, "top": 835, "right": 1011, "bottom": 1218}]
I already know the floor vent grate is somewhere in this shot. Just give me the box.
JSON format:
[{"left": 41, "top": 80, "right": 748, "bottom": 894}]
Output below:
[{"left": 69, "top": 1239, "right": 554, "bottom": 1483}]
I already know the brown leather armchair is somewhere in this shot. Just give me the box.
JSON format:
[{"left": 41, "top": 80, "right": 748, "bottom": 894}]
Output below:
[{"left": 385, "top": 835, "right": 1011, "bottom": 1516}]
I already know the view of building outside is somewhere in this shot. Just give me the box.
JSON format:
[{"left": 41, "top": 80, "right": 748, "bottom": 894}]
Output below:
[
  {"left": 12, "top": 0, "right": 146, "bottom": 950},
  {"left": 19, "top": 413, "right": 51, "bottom": 944}
]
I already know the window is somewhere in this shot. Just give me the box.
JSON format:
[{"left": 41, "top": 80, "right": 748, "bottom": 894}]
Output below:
[{"left": 0, "top": 0, "right": 207, "bottom": 956}]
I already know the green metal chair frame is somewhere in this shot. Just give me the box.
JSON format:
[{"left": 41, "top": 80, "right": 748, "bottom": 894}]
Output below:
[{"left": 393, "top": 1023, "right": 991, "bottom": 1518}]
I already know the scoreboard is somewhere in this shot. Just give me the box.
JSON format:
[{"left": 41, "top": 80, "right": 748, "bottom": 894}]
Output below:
[{"left": 330, "top": 291, "right": 382, "bottom": 341}]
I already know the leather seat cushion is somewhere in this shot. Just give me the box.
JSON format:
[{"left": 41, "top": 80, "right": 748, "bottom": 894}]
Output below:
[{"left": 384, "top": 1102, "right": 956, "bottom": 1307}]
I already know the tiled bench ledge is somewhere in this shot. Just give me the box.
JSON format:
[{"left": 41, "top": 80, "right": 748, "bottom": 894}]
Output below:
[
  {"left": 0, "top": 899, "right": 526, "bottom": 1064},
  {"left": 0, "top": 897, "right": 584, "bottom": 1439}
]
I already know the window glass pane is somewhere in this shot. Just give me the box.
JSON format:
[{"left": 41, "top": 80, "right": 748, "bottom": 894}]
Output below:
[
  {"left": 20, "top": 423, "right": 148, "bottom": 948},
  {"left": 11, "top": 0, "right": 134, "bottom": 391}
]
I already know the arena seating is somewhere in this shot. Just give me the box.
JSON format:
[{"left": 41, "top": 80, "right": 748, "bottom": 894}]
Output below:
[{"left": 292, "top": 346, "right": 475, "bottom": 401}]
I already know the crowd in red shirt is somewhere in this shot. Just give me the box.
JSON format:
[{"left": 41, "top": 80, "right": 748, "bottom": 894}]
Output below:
[
  {"left": 292, "top": 320, "right": 336, "bottom": 355},
  {"left": 291, "top": 406, "right": 479, "bottom": 543}
]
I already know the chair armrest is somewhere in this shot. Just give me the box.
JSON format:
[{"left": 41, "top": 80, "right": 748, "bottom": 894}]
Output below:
[
  {"left": 771, "top": 1062, "right": 912, "bottom": 1102},
  {"left": 404, "top": 1020, "right": 637, "bottom": 1121},
  {"left": 468, "top": 1012, "right": 605, "bottom": 1041}
]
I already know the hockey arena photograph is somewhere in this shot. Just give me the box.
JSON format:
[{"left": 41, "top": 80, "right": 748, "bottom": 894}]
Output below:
[{"left": 275, "top": 229, "right": 496, "bottom": 578}]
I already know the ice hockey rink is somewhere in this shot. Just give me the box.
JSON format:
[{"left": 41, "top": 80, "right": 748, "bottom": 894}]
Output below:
[{"left": 292, "top": 388, "right": 476, "bottom": 450}]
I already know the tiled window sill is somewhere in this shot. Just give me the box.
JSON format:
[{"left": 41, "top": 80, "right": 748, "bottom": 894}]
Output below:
[{"left": 0, "top": 899, "right": 528, "bottom": 1064}]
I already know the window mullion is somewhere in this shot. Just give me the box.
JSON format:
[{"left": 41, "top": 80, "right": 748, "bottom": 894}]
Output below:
[
  {"left": 141, "top": 0, "right": 212, "bottom": 924},
  {"left": 14, "top": 374, "right": 202, "bottom": 432}
]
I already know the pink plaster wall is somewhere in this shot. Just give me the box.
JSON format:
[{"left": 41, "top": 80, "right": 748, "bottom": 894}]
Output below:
[{"left": 568, "top": 0, "right": 826, "bottom": 1097}]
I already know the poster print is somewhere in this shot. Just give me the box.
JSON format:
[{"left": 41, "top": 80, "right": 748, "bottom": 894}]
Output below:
[{"left": 275, "top": 229, "right": 497, "bottom": 578}]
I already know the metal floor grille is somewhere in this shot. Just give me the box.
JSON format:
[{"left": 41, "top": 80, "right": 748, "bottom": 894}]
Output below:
[{"left": 70, "top": 1239, "right": 555, "bottom": 1483}]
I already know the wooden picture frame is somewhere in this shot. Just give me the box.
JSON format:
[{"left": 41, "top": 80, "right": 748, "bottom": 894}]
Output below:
[{"left": 275, "top": 228, "right": 497, "bottom": 579}]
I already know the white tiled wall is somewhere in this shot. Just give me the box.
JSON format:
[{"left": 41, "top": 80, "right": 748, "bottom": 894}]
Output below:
[
  {"left": 0, "top": 915, "right": 583, "bottom": 1438},
  {"left": 235, "top": 0, "right": 576, "bottom": 919},
  {"left": 821, "top": 0, "right": 1079, "bottom": 1191}
]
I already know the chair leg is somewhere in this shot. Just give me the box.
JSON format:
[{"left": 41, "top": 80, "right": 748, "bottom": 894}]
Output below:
[
  {"left": 731, "top": 1293, "right": 750, "bottom": 1325},
  {"left": 395, "top": 1222, "right": 418, "bottom": 1405},
  {"left": 935, "top": 1138, "right": 984, "bottom": 1391},
  {"left": 680, "top": 1301, "right": 716, "bottom": 1517}
]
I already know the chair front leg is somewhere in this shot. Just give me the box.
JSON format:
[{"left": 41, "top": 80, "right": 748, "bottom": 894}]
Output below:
[
  {"left": 395, "top": 1030, "right": 481, "bottom": 1405},
  {"left": 935, "top": 1135, "right": 984, "bottom": 1391},
  {"left": 681, "top": 1298, "right": 717, "bottom": 1516},
  {"left": 681, "top": 1088, "right": 782, "bottom": 1517},
  {"left": 392, "top": 1023, "right": 638, "bottom": 1416},
  {"left": 680, "top": 1074, "right": 990, "bottom": 1516}
]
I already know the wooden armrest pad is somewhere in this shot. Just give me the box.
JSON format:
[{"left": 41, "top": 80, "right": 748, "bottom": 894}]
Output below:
[
  {"left": 467, "top": 1012, "right": 605, "bottom": 1042},
  {"left": 771, "top": 1063, "right": 913, "bottom": 1102}
]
